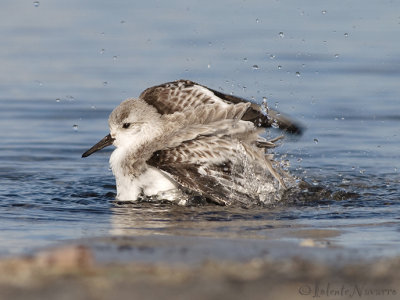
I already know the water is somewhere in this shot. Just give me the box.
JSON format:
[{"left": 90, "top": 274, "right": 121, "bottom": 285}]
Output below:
[{"left": 0, "top": 0, "right": 399, "bottom": 258}]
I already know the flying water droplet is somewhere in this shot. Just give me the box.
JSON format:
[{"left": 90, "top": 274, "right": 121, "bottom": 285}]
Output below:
[
  {"left": 279, "top": 32, "right": 284, "bottom": 38},
  {"left": 313, "top": 138, "right": 319, "bottom": 144},
  {"left": 321, "top": 10, "right": 327, "bottom": 14},
  {"left": 243, "top": 57, "right": 248, "bottom": 62},
  {"left": 256, "top": 18, "right": 260, "bottom": 23},
  {"left": 207, "top": 63, "right": 211, "bottom": 69},
  {"left": 296, "top": 71, "right": 301, "bottom": 77},
  {"left": 72, "top": 124, "right": 78, "bottom": 131},
  {"left": 55, "top": 98, "right": 60, "bottom": 103},
  {"left": 344, "top": 33, "right": 349, "bottom": 37},
  {"left": 252, "top": 64, "right": 259, "bottom": 70},
  {"left": 120, "top": 20, "right": 126, "bottom": 24},
  {"left": 269, "top": 54, "right": 275, "bottom": 59},
  {"left": 100, "top": 49, "right": 105, "bottom": 54},
  {"left": 112, "top": 55, "right": 118, "bottom": 61},
  {"left": 33, "top": 1, "right": 40, "bottom": 7},
  {"left": 103, "top": 81, "right": 108, "bottom": 86},
  {"left": 334, "top": 53, "right": 339, "bottom": 58},
  {"left": 278, "top": 65, "right": 282, "bottom": 70}
]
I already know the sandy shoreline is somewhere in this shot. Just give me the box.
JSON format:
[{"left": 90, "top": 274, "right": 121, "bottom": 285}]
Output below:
[{"left": 0, "top": 235, "right": 399, "bottom": 300}]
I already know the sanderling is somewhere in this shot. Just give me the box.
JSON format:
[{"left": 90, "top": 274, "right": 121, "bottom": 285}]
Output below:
[{"left": 82, "top": 80, "right": 301, "bottom": 205}]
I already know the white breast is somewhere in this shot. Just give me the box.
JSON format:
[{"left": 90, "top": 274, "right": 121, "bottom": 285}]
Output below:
[
  {"left": 140, "top": 167, "right": 177, "bottom": 197},
  {"left": 113, "top": 165, "right": 178, "bottom": 201}
]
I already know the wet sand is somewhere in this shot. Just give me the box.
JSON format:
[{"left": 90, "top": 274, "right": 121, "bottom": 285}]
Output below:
[{"left": 0, "top": 235, "right": 399, "bottom": 300}]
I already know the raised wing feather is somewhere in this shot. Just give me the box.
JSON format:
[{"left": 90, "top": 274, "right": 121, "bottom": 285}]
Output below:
[
  {"left": 139, "top": 80, "right": 230, "bottom": 114},
  {"left": 140, "top": 79, "right": 302, "bottom": 134}
]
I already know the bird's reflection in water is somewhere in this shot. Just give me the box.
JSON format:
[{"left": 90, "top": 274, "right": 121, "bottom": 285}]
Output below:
[
  {"left": 109, "top": 202, "right": 173, "bottom": 236},
  {"left": 108, "top": 200, "right": 291, "bottom": 240}
]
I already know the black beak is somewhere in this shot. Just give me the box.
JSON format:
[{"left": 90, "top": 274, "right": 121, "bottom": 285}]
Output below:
[{"left": 82, "top": 134, "right": 115, "bottom": 158}]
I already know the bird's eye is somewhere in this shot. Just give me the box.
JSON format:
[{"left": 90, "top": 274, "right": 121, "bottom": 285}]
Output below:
[{"left": 122, "top": 123, "right": 131, "bottom": 129}]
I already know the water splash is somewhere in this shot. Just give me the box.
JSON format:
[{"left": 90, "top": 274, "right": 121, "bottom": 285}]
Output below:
[
  {"left": 271, "top": 121, "right": 279, "bottom": 129},
  {"left": 261, "top": 97, "right": 268, "bottom": 115}
]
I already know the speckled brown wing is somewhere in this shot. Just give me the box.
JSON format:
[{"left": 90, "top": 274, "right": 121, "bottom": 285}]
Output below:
[
  {"left": 147, "top": 136, "right": 266, "bottom": 206},
  {"left": 139, "top": 79, "right": 228, "bottom": 114},
  {"left": 139, "top": 79, "right": 302, "bottom": 134},
  {"left": 155, "top": 163, "right": 255, "bottom": 206}
]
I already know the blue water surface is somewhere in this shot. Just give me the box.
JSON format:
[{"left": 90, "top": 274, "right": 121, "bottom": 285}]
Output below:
[{"left": 0, "top": 0, "right": 399, "bottom": 257}]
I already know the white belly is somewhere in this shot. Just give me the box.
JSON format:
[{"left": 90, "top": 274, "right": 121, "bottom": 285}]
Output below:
[{"left": 115, "top": 166, "right": 178, "bottom": 201}]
